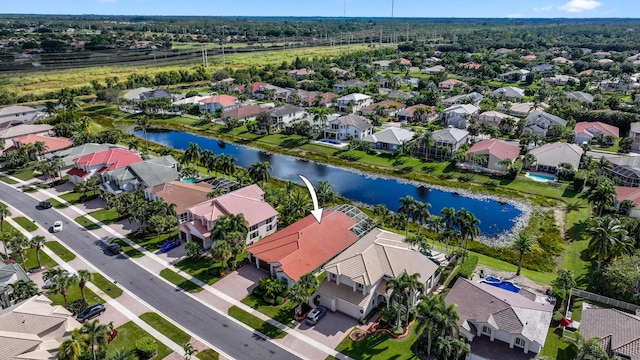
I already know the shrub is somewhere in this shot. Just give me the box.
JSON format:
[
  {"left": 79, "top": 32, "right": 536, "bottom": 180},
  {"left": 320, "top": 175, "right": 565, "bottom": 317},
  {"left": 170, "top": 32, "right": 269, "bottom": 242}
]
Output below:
[
  {"left": 457, "top": 255, "right": 478, "bottom": 280},
  {"left": 573, "top": 171, "right": 587, "bottom": 192},
  {"left": 66, "top": 299, "right": 88, "bottom": 315},
  {"left": 135, "top": 337, "right": 157, "bottom": 360},
  {"left": 457, "top": 174, "right": 475, "bottom": 182}
]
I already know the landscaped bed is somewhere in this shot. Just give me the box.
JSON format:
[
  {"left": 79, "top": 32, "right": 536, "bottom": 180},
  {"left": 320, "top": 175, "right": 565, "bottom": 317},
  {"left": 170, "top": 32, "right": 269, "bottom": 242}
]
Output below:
[{"left": 241, "top": 295, "right": 298, "bottom": 328}]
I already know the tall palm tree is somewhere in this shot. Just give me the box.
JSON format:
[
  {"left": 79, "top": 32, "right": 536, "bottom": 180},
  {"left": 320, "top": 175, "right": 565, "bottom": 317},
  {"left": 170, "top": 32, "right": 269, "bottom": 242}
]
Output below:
[
  {"left": 44, "top": 268, "right": 78, "bottom": 307},
  {"left": 413, "top": 201, "right": 431, "bottom": 236},
  {"left": 76, "top": 269, "right": 92, "bottom": 302},
  {"left": 32, "top": 140, "right": 48, "bottom": 159},
  {"left": 398, "top": 195, "right": 417, "bottom": 236},
  {"left": 57, "top": 329, "right": 88, "bottom": 360},
  {"left": 183, "top": 142, "right": 201, "bottom": 170},
  {"left": 210, "top": 240, "right": 233, "bottom": 268},
  {"left": 436, "top": 337, "right": 454, "bottom": 360},
  {"left": 29, "top": 235, "right": 46, "bottom": 269},
  {"left": 315, "top": 181, "right": 336, "bottom": 207},
  {"left": 402, "top": 272, "right": 424, "bottom": 328},
  {"left": 201, "top": 149, "right": 216, "bottom": 175},
  {"left": 512, "top": 233, "right": 537, "bottom": 276},
  {"left": 385, "top": 274, "right": 410, "bottom": 333},
  {"left": 7, "top": 230, "right": 29, "bottom": 270},
  {"left": 587, "top": 178, "right": 616, "bottom": 217},
  {"left": 416, "top": 295, "right": 442, "bottom": 357},
  {"left": 373, "top": 204, "right": 392, "bottom": 227},
  {"left": 136, "top": 116, "right": 151, "bottom": 154},
  {"left": 81, "top": 319, "right": 113, "bottom": 360},
  {"left": 248, "top": 161, "right": 272, "bottom": 186},
  {"left": 456, "top": 209, "right": 480, "bottom": 249},
  {"left": 440, "top": 207, "right": 456, "bottom": 231},
  {"left": 0, "top": 206, "right": 11, "bottom": 256},
  {"left": 586, "top": 216, "right": 632, "bottom": 271}
]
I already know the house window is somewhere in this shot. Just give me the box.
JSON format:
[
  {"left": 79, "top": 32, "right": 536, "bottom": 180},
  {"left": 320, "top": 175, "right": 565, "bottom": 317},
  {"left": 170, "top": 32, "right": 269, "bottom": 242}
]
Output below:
[
  {"left": 266, "top": 224, "right": 273, "bottom": 232},
  {"left": 357, "top": 283, "right": 363, "bottom": 289},
  {"left": 178, "top": 213, "right": 188, "bottom": 223},
  {"left": 250, "top": 231, "right": 259, "bottom": 239},
  {"left": 481, "top": 326, "right": 492, "bottom": 336},
  {"left": 514, "top": 337, "right": 526, "bottom": 348},
  {"left": 249, "top": 224, "right": 258, "bottom": 231},
  {"left": 266, "top": 217, "right": 274, "bottom": 224}
]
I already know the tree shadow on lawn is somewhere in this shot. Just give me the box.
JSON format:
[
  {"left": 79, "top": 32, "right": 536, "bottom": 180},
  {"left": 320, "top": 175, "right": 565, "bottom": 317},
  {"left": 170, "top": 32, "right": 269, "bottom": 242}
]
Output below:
[
  {"left": 565, "top": 199, "right": 587, "bottom": 214},
  {"left": 281, "top": 138, "right": 307, "bottom": 149},
  {"left": 174, "top": 256, "right": 222, "bottom": 285},
  {"left": 566, "top": 220, "right": 586, "bottom": 243}
]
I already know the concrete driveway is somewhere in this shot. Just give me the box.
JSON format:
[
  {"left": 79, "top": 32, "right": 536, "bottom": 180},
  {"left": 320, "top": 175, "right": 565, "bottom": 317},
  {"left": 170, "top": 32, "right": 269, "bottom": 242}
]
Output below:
[
  {"left": 212, "top": 264, "right": 265, "bottom": 301},
  {"left": 73, "top": 197, "right": 107, "bottom": 213},
  {"left": 295, "top": 310, "right": 358, "bottom": 349}
]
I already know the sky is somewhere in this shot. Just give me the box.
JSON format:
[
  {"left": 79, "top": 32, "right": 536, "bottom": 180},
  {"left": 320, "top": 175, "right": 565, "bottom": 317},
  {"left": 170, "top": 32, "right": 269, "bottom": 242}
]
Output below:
[{"left": 2, "top": 0, "right": 639, "bottom": 18}]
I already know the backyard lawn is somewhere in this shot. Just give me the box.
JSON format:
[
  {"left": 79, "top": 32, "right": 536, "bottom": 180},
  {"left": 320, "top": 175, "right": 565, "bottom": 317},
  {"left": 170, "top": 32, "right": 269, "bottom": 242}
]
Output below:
[{"left": 107, "top": 321, "right": 173, "bottom": 359}]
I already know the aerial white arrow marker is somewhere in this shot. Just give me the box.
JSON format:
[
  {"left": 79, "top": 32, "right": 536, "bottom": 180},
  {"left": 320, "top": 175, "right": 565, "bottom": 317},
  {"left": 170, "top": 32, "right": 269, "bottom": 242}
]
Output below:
[{"left": 298, "top": 174, "right": 323, "bottom": 223}]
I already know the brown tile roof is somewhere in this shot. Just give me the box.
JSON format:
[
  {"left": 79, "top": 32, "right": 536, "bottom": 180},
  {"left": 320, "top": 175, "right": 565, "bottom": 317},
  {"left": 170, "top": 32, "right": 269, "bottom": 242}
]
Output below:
[
  {"left": 467, "top": 139, "right": 520, "bottom": 160},
  {"left": 146, "top": 181, "right": 213, "bottom": 215},
  {"left": 581, "top": 307, "right": 640, "bottom": 360},
  {"left": 247, "top": 211, "right": 357, "bottom": 281},
  {"left": 14, "top": 134, "right": 73, "bottom": 153},
  {"left": 223, "top": 105, "right": 270, "bottom": 119}
]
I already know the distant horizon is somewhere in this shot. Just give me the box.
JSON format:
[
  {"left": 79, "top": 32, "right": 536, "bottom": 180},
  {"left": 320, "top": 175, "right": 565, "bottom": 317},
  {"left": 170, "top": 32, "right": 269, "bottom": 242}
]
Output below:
[{"left": 3, "top": 0, "right": 639, "bottom": 19}]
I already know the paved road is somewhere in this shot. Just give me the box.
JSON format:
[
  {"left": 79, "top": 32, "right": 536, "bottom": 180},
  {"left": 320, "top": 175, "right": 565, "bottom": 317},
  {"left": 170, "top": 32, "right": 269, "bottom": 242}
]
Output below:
[{"left": 0, "top": 182, "right": 300, "bottom": 360}]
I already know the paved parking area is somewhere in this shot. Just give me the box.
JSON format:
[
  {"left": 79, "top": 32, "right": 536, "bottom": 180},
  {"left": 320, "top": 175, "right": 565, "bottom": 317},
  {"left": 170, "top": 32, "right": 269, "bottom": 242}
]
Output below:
[
  {"left": 212, "top": 264, "right": 265, "bottom": 301},
  {"left": 295, "top": 310, "right": 359, "bottom": 349}
]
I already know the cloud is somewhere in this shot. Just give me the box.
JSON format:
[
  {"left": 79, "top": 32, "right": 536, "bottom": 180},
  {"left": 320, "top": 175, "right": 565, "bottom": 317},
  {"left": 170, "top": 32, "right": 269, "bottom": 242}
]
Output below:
[
  {"left": 560, "top": 0, "right": 602, "bottom": 12},
  {"left": 534, "top": 6, "right": 553, "bottom": 12},
  {"left": 507, "top": 13, "right": 522, "bottom": 18}
]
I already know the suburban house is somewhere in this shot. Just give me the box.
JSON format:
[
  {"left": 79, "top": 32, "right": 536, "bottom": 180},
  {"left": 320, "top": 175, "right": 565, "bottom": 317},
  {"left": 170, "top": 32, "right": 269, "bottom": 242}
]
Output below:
[
  {"left": 593, "top": 51, "right": 612, "bottom": 58},
  {"left": 0, "top": 124, "right": 53, "bottom": 150},
  {"left": 423, "top": 65, "right": 445, "bottom": 74},
  {"left": 387, "top": 91, "right": 414, "bottom": 101},
  {"left": 330, "top": 67, "right": 350, "bottom": 77},
  {"left": 122, "top": 88, "right": 171, "bottom": 102},
  {"left": 44, "top": 143, "right": 125, "bottom": 169},
  {"left": 0, "top": 262, "right": 29, "bottom": 309},
  {"left": 315, "top": 228, "right": 439, "bottom": 320},
  {"left": 362, "top": 127, "right": 415, "bottom": 152},
  {"left": 615, "top": 186, "right": 640, "bottom": 218},
  {"left": 336, "top": 93, "right": 373, "bottom": 113},
  {"left": 443, "top": 104, "right": 480, "bottom": 129},
  {"left": 437, "top": 79, "right": 468, "bottom": 92},
  {"left": 222, "top": 104, "right": 272, "bottom": 123},
  {"left": 324, "top": 114, "right": 374, "bottom": 141},
  {"left": 580, "top": 306, "right": 640, "bottom": 359},
  {"left": 478, "top": 111, "right": 517, "bottom": 130},
  {"left": 529, "top": 142, "right": 584, "bottom": 174},
  {"left": 611, "top": 165, "right": 640, "bottom": 187},
  {"left": 247, "top": 205, "right": 372, "bottom": 287},
  {"left": 498, "top": 69, "right": 530, "bottom": 82},
  {"left": 0, "top": 295, "right": 82, "bottom": 360},
  {"left": 445, "top": 278, "right": 553, "bottom": 358},
  {"left": 333, "top": 80, "right": 366, "bottom": 93},
  {"left": 287, "top": 68, "right": 315, "bottom": 78},
  {"left": 466, "top": 139, "right": 520, "bottom": 171},
  {"left": 67, "top": 148, "right": 143, "bottom": 184},
  {"left": 566, "top": 91, "right": 595, "bottom": 104},
  {"left": 552, "top": 56, "right": 572, "bottom": 64},
  {"left": 198, "top": 95, "right": 239, "bottom": 113},
  {"left": 501, "top": 102, "right": 549, "bottom": 117},
  {"left": 360, "top": 100, "right": 406, "bottom": 117},
  {"left": 423, "top": 56, "right": 442, "bottom": 66},
  {"left": 574, "top": 121, "right": 619, "bottom": 145},
  {"left": 531, "top": 63, "right": 557, "bottom": 73},
  {"left": 416, "top": 127, "right": 469, "bottom": 159},
  {"left": 254, "top": 84, "right": 291, "bottom": 101},
  {"left": 4, "top": 134, "right": 73, "bottom": 158},
  {"left": 372, "top": 60, "right": 392, "bottom": 71},
  {"left": 442, "top": 92, "right": 483, "bottom": 106},
  {"left": 172, "top": 95, "right": 211, "bottom": 107},
  {"left": 0, "top": 105, "right": 46, "bottom": 127},
  {"left": 179, "top": 184, "right": 278, "bottom": 248},
  {"left": 395, "top": 104, "right": 438, "bottom": 123},
  {"left": 521, "top": 54, "right": 537, "bottom": 61},
  {"left": 632, "top": 123, "right": 640, "bottom": 153},
  {"left": 145, "top": 180, "right": 215, "bottom": 223},
  {"left": 492, "top": 86, "right": 525, "bottom": 99},
  {"left": 523, "top": 111, "right": 568, "bottom": 137},
  {"left": 100, "top": 155, "right": 180, "bottom": 195},
  {"left": 268, "top": 105, "right": 306, "bottom": 132},
  {"left": 233, "top": 82, "right": 265, "bottom": 96},
  {"left": 541, "top": 74, "right": 579, "bottom": 86}
]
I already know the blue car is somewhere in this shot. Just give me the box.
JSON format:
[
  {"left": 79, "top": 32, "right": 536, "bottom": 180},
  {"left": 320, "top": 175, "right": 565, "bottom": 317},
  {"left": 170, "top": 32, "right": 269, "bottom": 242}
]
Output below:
[{"left": 160, "top": 239, "right": 181, "bottom": 253}]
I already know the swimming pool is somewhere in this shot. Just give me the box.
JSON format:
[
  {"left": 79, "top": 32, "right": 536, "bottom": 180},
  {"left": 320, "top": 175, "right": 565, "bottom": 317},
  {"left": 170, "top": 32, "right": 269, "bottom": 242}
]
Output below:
[
  {"left": 525, "top": 172, "right": 557, "bottom": 183},
  {"left": 181, "top": 177, "right": 198, "bottom": 183},
  {"left": 481, "top": 276, "right": 521, "bottom": 293},
  {"left": 321, "top": 139, "right": 341, "bottom": 145}
]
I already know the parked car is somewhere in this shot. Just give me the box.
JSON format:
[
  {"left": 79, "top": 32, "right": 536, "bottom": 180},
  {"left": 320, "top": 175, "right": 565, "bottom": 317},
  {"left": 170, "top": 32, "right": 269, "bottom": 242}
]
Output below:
[
  {"left": 305, "top": 306, "right": 327, "bottom": 325},
  {"left": 77, "top": 304, "right": 106, "bottom": 322},
  {"left": 160, "top": 239, "right": 181, "bottom": 253},
  {"left": 52, "top": 221, "right": 63, "bottom": 232},
  {"left": 107, "top": 243, "right": 122, "bottom": 254},
  {"left": 39, "top": 200, "right": 52, "bottom": 209}
]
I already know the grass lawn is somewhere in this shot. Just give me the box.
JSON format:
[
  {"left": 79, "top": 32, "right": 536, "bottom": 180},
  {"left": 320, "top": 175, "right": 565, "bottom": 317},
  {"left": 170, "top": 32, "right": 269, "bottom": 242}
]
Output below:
[
  {"left": 139, "top": 312, "right": 191, "bottom": 345},
  {"left": 21, "top": 247, "right": 57, "bottom": 270},
  {"left": 159, "top": 268, "right": 203, "bottom": 293},
  {"left": 13, "top": 216, "right": 38, "bottom": 232},
  {"left": 0, "top": 176, "right": 18, "bottom": 184},
  {"left": 47, "top": 283, "right": 104, "bottom": 307},
  {"left": 59, "top": 192, "right": 99, "bottom": 205},
  {"left": 196, "top": 349, "right": 220, "bottom": 360},
  {"left": 127, "top": 231, "right": 176, "bottom": 252},
  {"left": 89, "top": 208, "right": 123, "bottom": 225},
  {"left": 174, "top": 252, "right": 247, "bottom": 285},
  {"left": 47, "top": 197, "right": 68, "bottom": 209},
  {"left": 74, "top": 215, "right": 100, "bottom": 230},
  {"left": 540, "top": 326, "right": 576, "bottom": 360},
  {"left": 240, "top": 295, "right": 297, "bottom": 328},
  {"left": 4, "top": 166, "right": 36, "bottom": 181},
  {"left": 227, "top": 306, "right": 287, "bottom": 339},
  {"left": 113, "top": 239, "right": 145, "bottom": 258},
  {"left": 45, "top": 241, "right": 76, "bottom": 262},
  {"left": 91, "top": 272, "right": 123, "bottom": 298},
  {"left": 107, "top": 321, "right": 173, "bottom": 360},
  {"left": 335, "top": 322, "right": 423, "bottom": 360},
  {"left": 0, "top": 220, "right": 18, "bottom": 234}
]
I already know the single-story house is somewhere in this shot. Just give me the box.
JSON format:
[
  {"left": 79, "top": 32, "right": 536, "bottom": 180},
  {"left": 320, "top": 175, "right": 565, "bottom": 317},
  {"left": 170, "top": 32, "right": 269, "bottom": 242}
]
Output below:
[
  {"left": 423, "top": 65, "right": 445, "bottom": 74},
  {"left": 541, "top": 74, "right": 579, "bottom": 86},
  {"left": 0, "top": 105, "right": 46, "bottom": 128},
  {"left": 315, "top": 228, "right": 439, "bottom": 320},
  {"left": 529, "top": 142, "right": 584, "bottom": 173},
  {"left": 222, "top": 104, "right": 272, "bottom": 122},
  {"left": 4, "top": 134, "right": 73, "bottom": 159},
  {"left": 288, "top": 68, "right": 315, "bottom": 78},
  {"left": 179, "top": 184, "right": 278, "bottom": 248},
  {"left": 122, "top": 87, "right": 154, "bottom": 102},
  {"left": 445, "top": 278, "right": 553, "bottom": 358},
  {"left": 199, "top": 95, "right": 239, "bottom": 113},
  {"left": 478, "top": 111, "right": 517, "bottom": 130},
  {"left": 492, "top": 86, "right": 525, "bottom": 99},
  {"left": 362, "top": 127, "right": 415, "bottom": 152},
  {"left": 254, "top": 84, "right": 291, "bottom": 101},
  {"left": 423, "top": 56, "right": 442, "bottom": 66},
  {"left": 360, "top": 100, "right": 406, "bottom": 117},
  {"left": 0, "top": 124, "right": 53, "bottom": 150},
  {"left": 442, "top": 92, "right": 483, "bottom": 106},
  {"left": 611, "top": 165, "right": 640, "bottom": 188},
  {"left": 372, "top": 60, "right": 393, "bottom": 71},
  {"left": 387, "top": 91, "right": 414, "bottom": 101},
  {"left": 0, "top": 295, "right": 82, "bottom": 360},
  {"left": 336, "top": 93, "right": 373, "bottom": 113},
  {"left": 324, "top": 114, "right": 373, "bottom": 141},
  {"left": 438, "top": 79, "right": 468, "bottom": 92},
  {"left": 466, "top": 139, "right": 520, "bottom": 171},
  {"left": 552, "top": 56, "right": 572, "bottom": 64},
  {"left": 566, "top": 91, "right": 594, "bottom": 104},
  {"left": 498, "top": 69, "right": 530, "bottom": 82},
  {"left": 531, "top": 63, "right": 558, "bottom": 73},
  {"left": 574, "top": 121, "right": 619, "bottom": 145},
  {"left": 43, "top": 143, "right": 125, "bottom": 169},
  {"left": 615, "top": 186, "right": 640, "bottom": 218},
  {"left": 330, "top": 67, "right": 350, "bottom": 77},
  {"left": 100, "top": 155, "right": 180, "bottom": 195},
  {"left": 0, "top": 262, "right": 29, "bottom": 309},
  {"left": 416, "top": 127, "right": 469, "bottom": 159},
  {"left": 247, "top": 210, "right": 358, "bottom": 287},
  {"left": 501, "top": 102, "right": 549, "bottom": 117},
  {"left": 333, "top": 80, "right": 366, "bottom": 93},
  {"left": 580, "top": 306, "right": 640, "bottom": 360},
  {"left": 145, "top": 181, "right": 215, "bottom": 223},
  {"left": 395, "top": 104, "right": 437, "bottom": 123},
  {"left": 67, "top": 148, "right": 143, "bottom": 184}
]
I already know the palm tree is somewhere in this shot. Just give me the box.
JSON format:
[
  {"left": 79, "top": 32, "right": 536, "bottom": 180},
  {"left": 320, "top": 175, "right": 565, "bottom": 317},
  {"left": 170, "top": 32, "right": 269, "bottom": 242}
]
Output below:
[
  {"left": 29, "top": 235, "right": 46, "bottom": 269},
  {"left": 436, "top": 337, "right": 454, "bottom": 360},
  {"left": 587, "top": 178, "right": 616, "bottom": 217},
  {"left": 288, "top": 272, "right": 317, "bottom": 317},
  {"left": 398, "top": 195, "right": 417, "bottom": 236},
  {"left": 248, "top": 161, "right": 272, "bottom": 186},
  {"left": 451, "top": 338, "right": 471, "bottom": 360},
  {"left": 32, "top": 140, "right": 47, "bottom": 159},
  {"left": 183, "top": 343, "right": 198, "bottom": 360},
  {"left": 440, "top": 207, "right": 456, "bottom": 231},
  {"left": 43, "top": 268, "right": 78, "bottom": 307},
  {"left": 441, "top": 228, "right": 459, "bottom": 253},
  {"left": 401, "top": 272, "right": 424, "bottom": 328},
  {"left": 456, "top": 209, "right": 480, "bottom": 249},
  {"left": 183, "top": 142, "right": 201, "bottom": 170},
  {"left": 373, "top": 204, "right": 392, "bottom": 227},
  {"left": 77, "top": 269, "right": 92, "bottom": 302},
  {"left": 586, "top": 216, "right": 632, "bottom": 271},
  {"left": 210, "top": 240, "right": 233, "bottom": 269},
  {"left": 81, "top": 319, "right": 113, "bottom": 360},
  {"left": 414, "top": 201, "right": 431, "bottom": 236},
  {"left": 206, "top": 188, "right": 224, "bottom": 199},
  {"left": 416, "top": 295, "right": 442, "bottom": 357},
  {"left": 0, "top": 206, "right": 11, "bottom": 256},
  {"left": 57, "top": 329, "right": 88, "bottom": 360},
  {"left": 498, "top": 157, "right": 513, "bottom": 171},
  {"left": 315, "top": 181, "right": 336, "bottom": 207},
  {"left": 512, "top": 233, "right": 537, "bottom": 276},
  {"left": 136, "top": 116, "right": 151, "bottom": 153},
  {"left": 107, "top": 348, "right": 137, "bottom": 360},
  {"left": 7, "top": 230, "right": 29, "bottom": 270},
  {"left": 8, "top": 279, "right": 40, "bottom": 303},
  {"left": 385, "top": 274, "right": 410, "bottom": 333},
  {"left": 201, "top": 149, "right": 216, "bottom": 175}
]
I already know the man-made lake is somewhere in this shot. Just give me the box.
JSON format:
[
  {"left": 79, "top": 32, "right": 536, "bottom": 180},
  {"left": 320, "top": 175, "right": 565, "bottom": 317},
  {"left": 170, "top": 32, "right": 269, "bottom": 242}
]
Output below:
[{"left": 136, "top": 130, "right": 524, "bottom": 238}]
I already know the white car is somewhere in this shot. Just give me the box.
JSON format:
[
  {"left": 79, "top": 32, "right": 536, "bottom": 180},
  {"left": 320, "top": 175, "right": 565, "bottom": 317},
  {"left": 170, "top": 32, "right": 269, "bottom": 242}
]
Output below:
[{"left": 52, "top": 221, "right": 63, "bottom": 232}]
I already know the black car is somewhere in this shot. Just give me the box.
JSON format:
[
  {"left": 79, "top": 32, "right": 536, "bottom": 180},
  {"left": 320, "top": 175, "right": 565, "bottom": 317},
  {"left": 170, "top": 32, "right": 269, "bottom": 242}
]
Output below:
[
  {"left": 77, "top": 304, "right": 106, "bottom": 322},
  {"left": 39, "top": 201, "right": 52, "bottom": 209},
  {"left": 107, "top": 243, "right": 122, "bottom": 254}
]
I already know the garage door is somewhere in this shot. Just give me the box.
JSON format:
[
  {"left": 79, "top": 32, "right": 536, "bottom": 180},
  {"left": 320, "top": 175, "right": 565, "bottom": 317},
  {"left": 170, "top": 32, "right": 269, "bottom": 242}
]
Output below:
[
  {"left": 258, "top": 258, "right": 270, "bottom": 271},
  {"left": 336, "top": 298, "right": 362, "bottom": 319},
  {"left": 191, "top": 235, "right": 204, "bottom": 246}
]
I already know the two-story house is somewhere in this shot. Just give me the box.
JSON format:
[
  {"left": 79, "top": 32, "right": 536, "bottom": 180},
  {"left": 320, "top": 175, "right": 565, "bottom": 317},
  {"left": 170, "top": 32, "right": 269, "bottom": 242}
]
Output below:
[
  {"left": 179, "top": 184, "right": 278, "bottom": 248},
  {"left": 315, "top": 228, "right": 439, "bottom": 320},
  {"left": 395, "top": 104, "right": 438, "bottom": 123},
  {"left": 198, "top": 94, "right": 239, "bottom": 114},
  {"left": 324, "top": 114, "right": 374, "bottom": 141},
  {"left": 631, "top": 122, "right": 640, "bottom": 153},
  {"left": 145, "top": 180, "right": 215, "bottom": 224},
  {"left": 268, "top": 105, "right": 305, "bottom": 132},
  {"left": 523, "top": 110, "right": 567, "bottom": 137},
  {"left": 100, "top": 155, "right": 180, "bottom": 195},
  {"left": 67, "top": 148, "right": 143, "bottom": 184},
  {"left": 362, "top": 127, "right": 415, "bottom": 152},
  {"left": 336, "top": 93, "right": 373, "bottom": 113},
  {"left": 0, "top": 105, "right": 46, "bottom": 128},
  {"left": 443, "top": 104, "right": 480, "bottom": 129},
  {"left": 416, "top": 127, "right": 469, "bottom": 159},
  {"left": 360, "top": 100, "right": 406, "bottom": 117}
]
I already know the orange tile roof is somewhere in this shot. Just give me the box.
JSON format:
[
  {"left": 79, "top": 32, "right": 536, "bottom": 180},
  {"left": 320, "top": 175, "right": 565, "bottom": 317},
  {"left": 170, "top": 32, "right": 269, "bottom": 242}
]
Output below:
[
  {"left": 574, "top": 121, "right": 620, "bottom": 138},
  {"left": 14, "top": 134, "right": 72, "bottom": 153},
  {"left": 616, "top": 186, "right": 640, "bottom": 206},
  {"left": 200, "top": 94, "right": 238, "bottom": 107},
  {"left": 247, "top": 211, "right": 358, "bottom": 281},
  {"left": 146, "top": 181, "right": 214, "bottom": 215},
  {"left": 73, "top": 148, "right": 142, "bottom": 171},
  {"left": 467, "top": 139, "right": 520, "bottom": 160}
]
